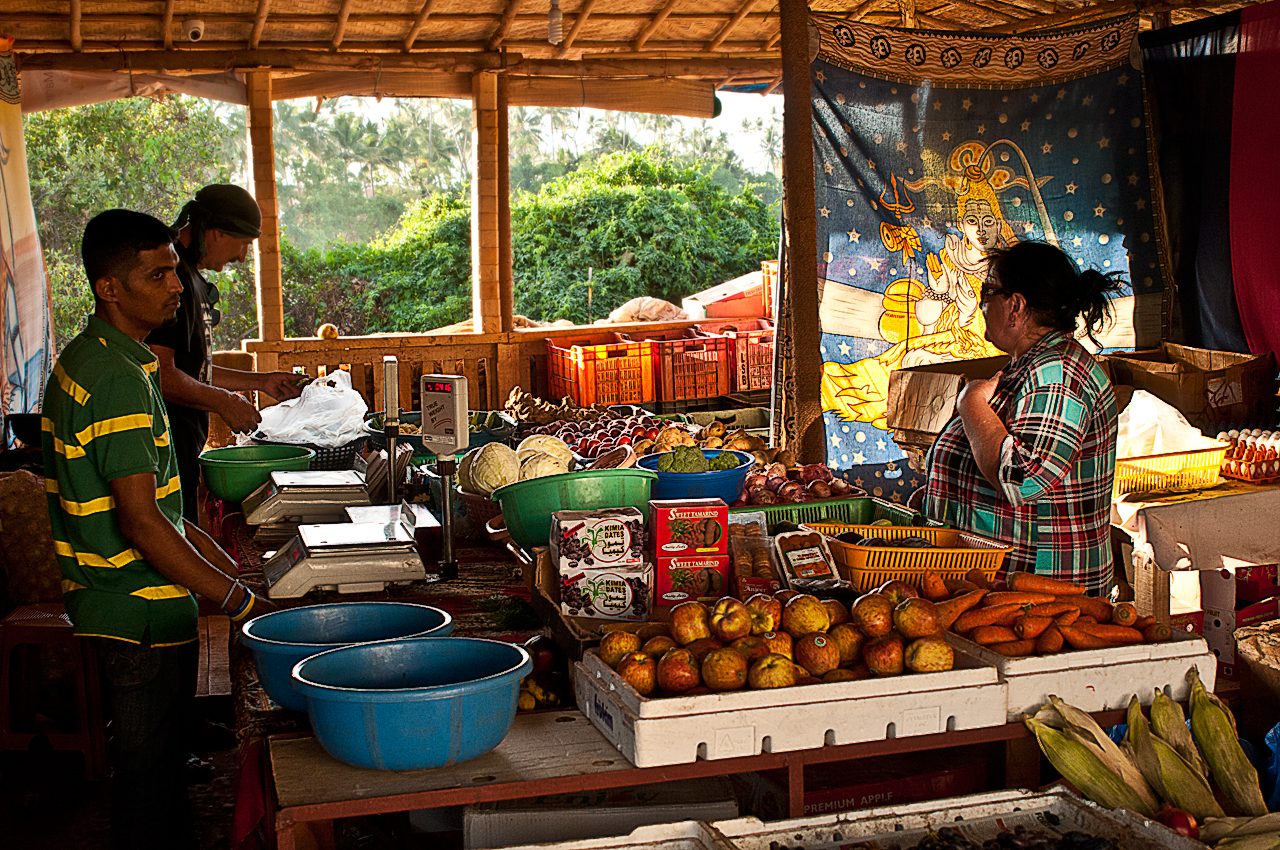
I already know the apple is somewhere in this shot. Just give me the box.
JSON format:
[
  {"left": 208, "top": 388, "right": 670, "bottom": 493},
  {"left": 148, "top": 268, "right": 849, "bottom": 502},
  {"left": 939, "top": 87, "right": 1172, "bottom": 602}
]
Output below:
[
  {"left": 822, "top": 598, "right": 851, "bottom": 627},
  {"left": 774, "top": 589, "right": 801, "bottom": 604},
  {"left": 615, "top": 651, "right": 657, "bottom": 695},
  {"left": 656, "top": 648, "right": 702, "bottom": 694},
  {"left": 759, "top": 630, "right": 794, "bottom": 659},
  {"left": 822, "top": 668, "right": 862, "bottom": 682},
  {"left": 747, "top": 653, "right": 798, "bottom": 689},
  {"left": 782, "top": 594, "right": 831, "bottom": 638},
  {"left": 863, "top": 632, "right": 906, "bottom": 676},
  {"left": 598, "top": 631, "right": 642, "bottom": 668},
  {"left": 709, "top": 597, "right": 753, "bottom": 642},
  {"left": 904, "top": 636, "right": 954, "bottom": 673},
  {"left": 851, "top": 592, "right": 895, "bottom": 638},
  {"left": 701, "top": 647, "right": 749, "bottom": 691},
  {"left": 729, "top": 635, "right": 770, "bottom": 665},
  {"left": 744, "top": 593, "right": 782, "bottom": 635},
  {"left": 893, "top": 598, "right": 941, "bottom": 639},
  {"left": 684, "top": 636, "right": 725, "bottom": 664},
  {"left": 669, "top": 600, "right": 712, "bottom": 646},
  {"left": 794, "top": 632, "right": 840, "bottom": 677},
  {"left": 827, "top": 623, "right": 866, "bottom": 666},
  {"left": 640, "top": 635, "right": 678, "bottom": 658},
  {"left": 635, "top": 622, "right": 671, "bottom": 642},
  {"left": 878, "top": 579, "right": 919, "bottom": 606}
]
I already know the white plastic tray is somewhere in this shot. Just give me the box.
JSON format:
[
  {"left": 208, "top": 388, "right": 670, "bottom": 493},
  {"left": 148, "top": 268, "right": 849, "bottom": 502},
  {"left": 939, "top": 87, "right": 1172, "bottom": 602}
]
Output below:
[{"left": 498, "top": 820, "right": 736, "bottom": 850}]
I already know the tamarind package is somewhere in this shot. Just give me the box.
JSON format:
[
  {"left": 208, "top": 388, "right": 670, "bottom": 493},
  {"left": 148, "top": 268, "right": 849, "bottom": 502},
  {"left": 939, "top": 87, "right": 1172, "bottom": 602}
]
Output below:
[
  {"left": 649, "top": 498, "right": 729, "bottom": 556},
  {"left": 551, "top": 508, "right": 646, "bottom": 573},
  {"left": 654, "top": 554, "right": 730, "bottom": 604}
]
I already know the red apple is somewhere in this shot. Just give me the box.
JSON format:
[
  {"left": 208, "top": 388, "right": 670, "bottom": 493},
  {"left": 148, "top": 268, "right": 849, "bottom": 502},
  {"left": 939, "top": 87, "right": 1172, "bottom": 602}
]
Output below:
[
  {"left": 744, "top": 593, "right": 782, "bottom": 635},
  {"left": 709, "top": 597, "right": 753, "bottom": 642},
  {"left": 748, "top": 653, "right": 798, "bottom": 689}
]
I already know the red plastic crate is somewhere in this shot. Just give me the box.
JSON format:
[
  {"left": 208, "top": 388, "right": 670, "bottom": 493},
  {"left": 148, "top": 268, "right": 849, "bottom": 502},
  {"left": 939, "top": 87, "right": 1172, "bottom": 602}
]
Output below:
[
  {"left": 761, "top": 260, "right": 778, "bottom": 320},
  {"left": 545, "top": 334, "right": 656, "bottom": 407},
  {"left": 695, "top": 319, "right": 776, "bottom": 393},
  {"left": 614, "top": 329, "right": 731, "bottom": 413}
]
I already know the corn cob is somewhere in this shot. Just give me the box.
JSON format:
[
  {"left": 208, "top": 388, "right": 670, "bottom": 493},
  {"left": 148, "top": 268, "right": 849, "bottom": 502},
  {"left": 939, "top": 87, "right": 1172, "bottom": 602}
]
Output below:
[
  {"left": 1024, "top": 716, "right": 1156, "bottom": 817},
  {"left": 1048, "top": 694, "right": 1161, "bottom": 814},
  {"left": 1125, "top": 696, "right": 1225, "bottom": 820},
  {"left": 1202, "top": 814, "right": 1280, "bottom": 844},
  {"left": 1188, "top": 667, "right": 1269, "bottom": 817},
  {"left": 1151, "top": 686, "right": 1209, "bottom": 781}
]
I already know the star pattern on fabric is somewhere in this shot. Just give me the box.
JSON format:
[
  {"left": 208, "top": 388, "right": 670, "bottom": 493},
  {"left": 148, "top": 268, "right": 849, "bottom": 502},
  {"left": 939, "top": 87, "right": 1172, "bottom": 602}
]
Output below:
[
  {"left": 854, "top": 477, "right": 864, "bottom": 488},
  {"left": 1128, "top": 173, "right": 1139, "bottom": 185},
  {"left": 1020, "top": 120, "right": 1031, "bottom": 131},
  {"left": 853, "top": 451, "right": 867, "bottom": 464},
  {"left": 977, "top": 124, "right": 986, "bottom": 135},
  {"left": 831, "top": 433, "right": 841, "bottom": 447},
  {"left": 1057, "top": 89, "right": 1067, "bottom": 100},
  {"left": 1042, "top": 143, "right": 1052, "bottom": 154},
  {"left": 921, "top": 217, "right": 932, "bottom": 229},
  {"left": 1097, "top": 136, "right": 1110, "bottom": 149},
  {"left": 1082, "top": 96, "right": 1092, "bottom": 106},
  {"left": 962, "top": 98, "right": 972, "bottom": 110},
  {"left": 877, "top": 439, "right": 887, "bottom": 451},
  {"left": 824, "top": 163, "right": 835, "bottom": 174},
  {"left": 1065, "top": 182, "right": 1077, "bottom": 194},
  {"left": 839, "top": 341, "right": 850, "bottom": 356},
  {"left": 1072, "top": 235, "right": 1083, "bottom": 247},
  {"left": 1136, "top": 198, "right": 1147, "bottom": 209},
  {"left": 847, "top": 228, "right": 861, "bottom": 243},
  {"left": 865, "top": 257, "right": 885, "bottom": 272},
  {"left": 897, "top": 140, "right": 908, "bottom": 152},
  {"left": 1118, "top": 74, "right": 1129, "bottom": 85},
  {"left": 1030, "top": 93, "right": 1040, "bottom": 103},
  {"left": 933, "top": 101, "right": 942, "bottom": 111},
  {"left": 942, "top": 131, "right": 952, "bottom": 141},
  {"left": 1094, "top": 204, "right": 1106, "bottom": 217},
  {"left": 867, "top": 158, "right": 876, "bottom": 170},
  {"left": 816, "top": 70, "right": 827, "bottom": 83},
  {"left": 819, "top": 207, "right": 831, "bottom": 217},
  {"left": 931, "top": 202, "right": 944, "bottom": 213}
]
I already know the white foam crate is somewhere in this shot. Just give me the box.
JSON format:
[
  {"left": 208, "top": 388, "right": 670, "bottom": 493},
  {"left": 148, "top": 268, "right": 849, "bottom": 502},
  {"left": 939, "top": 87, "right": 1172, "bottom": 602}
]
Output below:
[
  {"left": 498, "top": 821, "right": 736, "bottom": 850},
  {"left": 712, "top": 788, "right": 1206, "bottom": 850},
  {"left": 944, "top": 630, "right": 1217, "bottom": 720},
  {"left": 574, "top": 649, "right": 1006, "bottom": 768}
]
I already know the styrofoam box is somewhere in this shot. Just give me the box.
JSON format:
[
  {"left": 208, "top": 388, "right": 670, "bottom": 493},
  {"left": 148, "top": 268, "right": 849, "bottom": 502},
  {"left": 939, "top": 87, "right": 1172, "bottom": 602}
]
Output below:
[
  {"left": 712, "top": 788, "right": 1206, "bottom": 850},
  {"left": 573, "top": 649, "right": 1006, "bottom": 768},
  {"left": 944, "top": 630, "right": 1217, "bottom": 721},
  {"left": 498, "top": 820, "right": 736, "bottom": 850}
]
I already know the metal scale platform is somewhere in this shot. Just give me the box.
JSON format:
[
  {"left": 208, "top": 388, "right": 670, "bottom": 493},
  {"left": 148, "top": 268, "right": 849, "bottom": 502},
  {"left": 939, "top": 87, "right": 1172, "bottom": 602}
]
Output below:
[
  {"left": 263, "top": 508, "right": 426, "bottom": 598},
  {"left": 242, "top": 470, "right": 371, "bottom": 526}
]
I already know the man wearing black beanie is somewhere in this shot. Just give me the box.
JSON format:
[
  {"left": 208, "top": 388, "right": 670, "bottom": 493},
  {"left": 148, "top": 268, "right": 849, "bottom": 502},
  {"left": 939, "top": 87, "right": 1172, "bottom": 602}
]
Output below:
[{"left": 146, "top": 184, "right": 303, "bottom": 522}]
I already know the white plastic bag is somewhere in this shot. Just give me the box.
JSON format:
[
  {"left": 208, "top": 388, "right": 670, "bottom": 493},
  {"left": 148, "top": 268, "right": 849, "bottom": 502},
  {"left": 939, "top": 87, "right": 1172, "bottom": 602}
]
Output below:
[
  {"left": 256, "top": 371, "right": 369, "bottom": 447},
  {"left": 1116, "top": 390, "right": 1215, "bottom": 457}
]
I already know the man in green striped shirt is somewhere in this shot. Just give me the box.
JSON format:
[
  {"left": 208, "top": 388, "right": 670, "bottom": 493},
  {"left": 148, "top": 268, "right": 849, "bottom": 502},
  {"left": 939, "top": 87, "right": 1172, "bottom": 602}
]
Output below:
[{"left": 42, "top": 209, "right": 274, "bottom": 850}]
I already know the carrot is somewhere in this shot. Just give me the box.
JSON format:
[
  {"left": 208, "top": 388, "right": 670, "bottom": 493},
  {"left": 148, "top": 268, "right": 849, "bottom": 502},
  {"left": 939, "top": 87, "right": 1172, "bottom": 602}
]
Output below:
[
  {"left": 989, "top": 639, "right": 1037, "bottom": 657},
  {"left": 1035, "top": 625, "right": 1064, "bottom": 654},
  {"left": 953, "top": 603, "right": 1023, "bottom": 634},
  {"left": 1133, "top": 616, "right": 1157, "bottom": 631},
  {"left": 990, "top": 580, "right": 1010, "bottom": 593},
  {"left": 933, "top": 589, "right": 988, "bottom": 630},
  {"left": 1053, "top": 609, "right": 1080, "bottom": 626},
  {"left": 981, "top": 591, "right": 1057, "bottom": 607},
  {"left": 1058, "top": 625, "right": 1115, "bottom": 650},
  {"left": 964, "top": 567, "right": 993, "bottom": 590},
  {"left": 1071, "top": 595, "right": 1114, "bottom": 623},
  {"left": 1076, "top": 615, "right": 1098, "bottom": 625},
  {"left": 1142, "top": 623, "right": 1172, "bottom": 643},
  {"left": 919, "top": 569, "right": 950, "bottom": 602},
  {"left": 1014, "top": 615, "right": 1053, "bottom": 640},
  {"left": 1111, "top": 602, "right": 1138, "bottom": 627},
  {"left": 971, "top": 625, "right": 1019, "bottom": 645},
  {"left": 1073, "top": 623, "right": 1144, "bottom": 644},
  {"left": 943, "top": 578, "right": 981, "bottom": 596},
  {"left": 1007, "top": 572, "right": 1087, "bottom": 596},
  {"left": 1023, "top": 601, "right": 1081, "bottom": 619}
]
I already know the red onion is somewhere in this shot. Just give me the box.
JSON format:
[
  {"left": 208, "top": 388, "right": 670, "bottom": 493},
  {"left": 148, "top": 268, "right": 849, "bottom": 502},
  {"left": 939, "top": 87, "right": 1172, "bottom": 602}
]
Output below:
[
  {"left": 744, "top": 473, "right": 768, "bottom": 491},
  {"left": 808, "top": 479, "right": 832, "bottom": 499},
  {"left": 749, "top": 488, "right": 778, "bottom": 505},
  {"left": 829, "top": 478, "right": 852, "bottom": 496},
  {"left": 765, "top": 462, "right": 789, "bottom": 480},
  {"left": 765, "top": 476, "right": 788, "bottom": 493},
  {"left": 778, "top": 481, "right": 804, "bottom": 501}
]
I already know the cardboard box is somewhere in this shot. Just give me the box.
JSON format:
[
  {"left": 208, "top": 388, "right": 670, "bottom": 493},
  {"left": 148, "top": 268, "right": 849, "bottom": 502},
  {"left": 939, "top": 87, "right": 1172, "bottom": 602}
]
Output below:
[
  {"left": 731, "top": 750, "right": 989, "bottom": 819},
  {"left": 559, "top": 563, "right": 653, "bottom": 621},
  {"left": 462, "top": 778, "right": 738, "bottom": 849},
  {"left": 650, "top": 499, "right": 729, "bottom": 556},
  {"left": 551, "top": 508, "right": 645, "bottom": 572},
  {"left": 654, "top": 554, "right": 729, "bottom": 604},
  {"left": 885, "top": 355, "right": 1010, "bottom": 465},
  {"left": 682, "top": 271, "right": 768, "bottom": 320},
  {"left": 1106, "top": 343, "right": 1277, "bottom": 431},
  {"left": 1236, "top": 565, "right": 1280, "bottom": 603},
  {"left": 1203, "top": 595, "right": 1279, "bottom": 680}
]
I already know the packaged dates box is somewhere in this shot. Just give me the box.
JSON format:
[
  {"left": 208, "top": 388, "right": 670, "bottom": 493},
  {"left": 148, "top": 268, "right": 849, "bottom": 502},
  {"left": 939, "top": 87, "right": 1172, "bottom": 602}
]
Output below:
[
  {"left": 650, "top": 499, "right": 729, "bottom": 556},
  {"left": 559, "top": 563, "right": 653, "bottom": 621},
  {"left": 654, "top": 554, "right": 729, "bottom": 604},
  {"left": 552, "top": 508, "right": 646, "bottom": 572}
]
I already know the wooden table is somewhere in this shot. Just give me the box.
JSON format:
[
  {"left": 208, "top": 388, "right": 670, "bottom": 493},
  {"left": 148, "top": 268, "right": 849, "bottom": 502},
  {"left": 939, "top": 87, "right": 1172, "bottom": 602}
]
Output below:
[{"left": 267, "top": 707, "right": 1123, "bottom": 850}]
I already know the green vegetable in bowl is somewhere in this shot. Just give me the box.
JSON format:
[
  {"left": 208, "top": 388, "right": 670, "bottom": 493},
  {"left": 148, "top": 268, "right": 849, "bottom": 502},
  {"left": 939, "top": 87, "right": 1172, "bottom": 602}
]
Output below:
[
  {"left": 656, "top": 446, "right": 741, "bottom": 474},
  {"left": 708, "top": 452, "right": 740, "bottom": 472}
]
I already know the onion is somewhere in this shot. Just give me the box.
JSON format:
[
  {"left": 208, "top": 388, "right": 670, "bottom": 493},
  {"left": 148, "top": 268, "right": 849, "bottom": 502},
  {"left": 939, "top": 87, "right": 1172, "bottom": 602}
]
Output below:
[
  {"left": 808, "top": 479, "right": 832, "bottom": 499},
  {"left": 800, "top": 463, "right": 834, "bottom": 484},
  {"left": 765, "top": 476, "right": 788, "bottom": 493},
  {"left": 749, "top": 488, "right": 778, "bottom": 505},
  {"left": 829, "top": 478, "right": 852, "bottom": 496},
  {"left": 765, "top": 462, "right": 788, "bottom": 480},
  {"left": 778, "top": 481, "right": 804, "bottom": 500},
  {"left": 744, "top": 473, "right": 768, "bottom": 491},
  {"left": 792, "top": 487, "right": 816, "bottom": 502}
]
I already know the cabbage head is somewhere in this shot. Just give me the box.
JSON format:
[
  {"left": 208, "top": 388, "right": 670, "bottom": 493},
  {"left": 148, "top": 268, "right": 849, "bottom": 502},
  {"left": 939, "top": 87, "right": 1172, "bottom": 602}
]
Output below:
[
  {"left": 516, "top": 434, "right": 574, "bottom": 467},
  {"left": 519, "top": 451, "right": 570, "bottom": 481},
  {"left": 470, "top": 443, "right": 520, "bottom": 495}
]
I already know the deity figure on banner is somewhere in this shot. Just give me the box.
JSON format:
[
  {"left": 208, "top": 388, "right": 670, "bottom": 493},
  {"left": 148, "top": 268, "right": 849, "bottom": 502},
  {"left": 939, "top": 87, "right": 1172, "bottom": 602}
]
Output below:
[{"left": 822, "top": 152, "right": 1019, "bottom": 429}]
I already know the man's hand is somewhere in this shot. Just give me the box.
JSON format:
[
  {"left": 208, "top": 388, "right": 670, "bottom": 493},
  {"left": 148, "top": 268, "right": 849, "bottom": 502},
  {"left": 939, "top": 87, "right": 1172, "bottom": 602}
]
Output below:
[
  {"left": 259, "top": 371, "right": 307, "bottom": 401},
  {"left": 957, "top": 371, "right": 1002, "bottom": 414},
  {"left": 216, "top": 390, "right": 262, "bottom": 434}
]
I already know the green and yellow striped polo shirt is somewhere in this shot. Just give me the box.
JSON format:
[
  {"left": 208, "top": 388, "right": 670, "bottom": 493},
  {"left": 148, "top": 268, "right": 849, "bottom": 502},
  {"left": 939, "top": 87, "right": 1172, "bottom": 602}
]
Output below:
[{"left": 41, "top": 315, "right": 197, "bottom": 646}]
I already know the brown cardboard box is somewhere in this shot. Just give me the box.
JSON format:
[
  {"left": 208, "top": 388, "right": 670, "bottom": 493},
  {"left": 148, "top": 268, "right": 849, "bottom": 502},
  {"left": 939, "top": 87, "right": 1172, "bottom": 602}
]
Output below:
[
  {"left": 885, "top": 355, "right": 1010, "bottom": 468},
  {"left": 1106, "top": 343, "right": 1277, "bottom": 430}
]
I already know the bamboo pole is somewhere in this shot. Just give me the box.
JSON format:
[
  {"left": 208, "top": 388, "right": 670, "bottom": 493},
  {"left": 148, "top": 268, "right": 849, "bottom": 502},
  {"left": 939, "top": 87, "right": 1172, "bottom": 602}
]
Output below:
[
  {"left": 486, "top": 0, "right": 527, "bottom": 52},
  {"left": 403, "top": 0, "right": 438, "bottom": 51},
  {"left": 498, "top": 74, "right": 514, "bottom": 336},
  {"left": 250, "top": 0, "right": 272, "bottom": 51},
  {"left": 557, "top": 0, "right": 599, "bottom": 57},
  {"left": 709, "top": 0, "right": 759, "bottom": 52},
  {"left": 246, "top": 71, "right": 284, "bottom": 368},
  {"left": 69, "top": 0, "right": 82, "bottom": 52},
  {"left": 779, "top": 0, "right": 824, "bottom": 462},
  {"left": 472, "top": 71, "right": 503, "bottom": 335},
  {"left": 633, "top": 0, "right": 680, "bottom": 51},
  {"left": 161, "top": 0, "right": 174, "bottom": 50},
  {"left": 331, "top": 0, "right": 356, "bottom": 51}
]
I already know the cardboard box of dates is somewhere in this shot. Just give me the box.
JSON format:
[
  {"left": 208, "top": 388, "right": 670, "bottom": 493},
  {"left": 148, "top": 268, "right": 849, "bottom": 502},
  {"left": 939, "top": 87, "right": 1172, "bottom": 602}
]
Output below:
[{"left": 572, "top": 585, "right": 1006, "bottom": 768}]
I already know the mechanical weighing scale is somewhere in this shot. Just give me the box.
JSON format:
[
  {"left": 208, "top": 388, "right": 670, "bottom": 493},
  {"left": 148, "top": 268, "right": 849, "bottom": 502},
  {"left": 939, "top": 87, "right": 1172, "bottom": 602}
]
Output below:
[{"left": 262, "top": 508, "right": 426, "bottom": 598}]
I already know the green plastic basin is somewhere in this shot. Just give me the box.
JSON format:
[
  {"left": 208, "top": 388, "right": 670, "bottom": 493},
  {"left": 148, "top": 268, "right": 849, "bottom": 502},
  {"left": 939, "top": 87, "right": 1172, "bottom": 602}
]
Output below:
[
  {"left": 490, "top": 468, "right": 658, "bottom": 550},
  {"left": 198, "top": 445, "right": 315, "bottom": 503}
]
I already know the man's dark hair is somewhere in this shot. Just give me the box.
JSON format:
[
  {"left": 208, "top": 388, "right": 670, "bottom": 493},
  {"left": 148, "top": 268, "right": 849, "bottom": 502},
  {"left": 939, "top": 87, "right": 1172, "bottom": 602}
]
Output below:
[{"left": 81, "top": 209, "right": 174, "bottom": 300}]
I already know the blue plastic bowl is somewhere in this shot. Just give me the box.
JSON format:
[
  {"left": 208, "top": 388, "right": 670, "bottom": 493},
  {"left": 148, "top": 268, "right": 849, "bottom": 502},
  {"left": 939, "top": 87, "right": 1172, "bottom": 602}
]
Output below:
[
  {"left": 637, "top": 449, "right": 754, "bottom": 503},
  {"left": 240, "top": 603, "right": 453, "bottom": 712},
  {"left": 292, "top": 637, "right": 531, "bottom": 770}
]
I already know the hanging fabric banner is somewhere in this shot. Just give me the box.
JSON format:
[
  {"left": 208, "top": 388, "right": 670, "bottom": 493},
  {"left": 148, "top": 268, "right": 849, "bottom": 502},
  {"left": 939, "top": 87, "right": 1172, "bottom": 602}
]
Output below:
[
  {"left": 0, "top": 41, "right": 54, "bottom": 421},
  {"left": 810, "top": 14, "right": 1165, "bottom": 502}
]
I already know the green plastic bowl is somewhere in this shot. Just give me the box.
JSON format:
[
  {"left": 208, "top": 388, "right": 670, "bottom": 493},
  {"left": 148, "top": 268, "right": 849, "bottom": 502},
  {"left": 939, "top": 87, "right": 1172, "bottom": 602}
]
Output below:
[
  {"left": 490, "top": 468, "right": 657, "bottom": 550},
  {"left": 198, "top": 445, "right": 315, "bottom": 503}
]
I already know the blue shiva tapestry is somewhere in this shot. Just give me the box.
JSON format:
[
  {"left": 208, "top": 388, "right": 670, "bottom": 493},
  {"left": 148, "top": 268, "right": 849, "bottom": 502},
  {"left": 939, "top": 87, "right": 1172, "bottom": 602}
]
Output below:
[{"left": 810, "top": 13, "right": 1165, "bottom": 502}]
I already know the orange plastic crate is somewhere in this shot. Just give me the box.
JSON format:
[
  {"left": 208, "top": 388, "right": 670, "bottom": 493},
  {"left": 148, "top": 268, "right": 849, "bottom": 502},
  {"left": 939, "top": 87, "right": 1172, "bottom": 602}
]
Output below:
[
  {"left": 800, "top": 523, "right": 1013, "bottom": 592},
  {"left": 545, "top": 334, "right": 656, "bottom": 407},
  {"left": 696, "top": 319, "right": 776, "bottom": 393},
  {"left": 614, "top": 329, "right": 731, "bottom": 412},
  {"left": 761, "top": 260, "right": 778, "bottom": 319}
]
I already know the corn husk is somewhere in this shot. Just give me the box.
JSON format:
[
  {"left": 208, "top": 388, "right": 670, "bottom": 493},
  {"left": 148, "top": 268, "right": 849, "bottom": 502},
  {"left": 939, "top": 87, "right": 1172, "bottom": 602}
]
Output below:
[
  {"left": 1125, "top": 696, "right": 1224, "bottom": 820},
  {"left": 1216, "top": 835, "right": 1280, "bottom": 850},
  {"left": 1024, "top": 716, "right": 1156, "bottom": 817},
  {"left": 1150, "top": 686, "right": 1209, "bottom": 781},
  {"left": 1202, "top": 814, "right": 1280, "bottom": 844},
  {"left": 1048, "top": 694, "right": 1161, "bottom": 814},
  {"left": 1188, "top": 667, "right": 1269, "bottom": 817}
]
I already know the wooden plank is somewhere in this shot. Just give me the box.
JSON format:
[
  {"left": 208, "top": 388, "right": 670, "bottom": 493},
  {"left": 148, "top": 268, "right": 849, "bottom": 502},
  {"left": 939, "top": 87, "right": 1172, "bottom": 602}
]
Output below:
[
  {"left": 270, "top": 71, "right": 471, "bottom": 101},
  {"left": 161, "top": 0, "right": 174, "bottom": 50},
  {"left": 506, "top": 76, "right": 715, "bottom": 119},
  {"left": 498, "top": 73, "right": 514, "bottom": 334},
  {"left": 196, "top": 616, "right": 210, "bottom": 698},
  {"left": 207, "top": 615, "right": 232, "bottom": 696}
]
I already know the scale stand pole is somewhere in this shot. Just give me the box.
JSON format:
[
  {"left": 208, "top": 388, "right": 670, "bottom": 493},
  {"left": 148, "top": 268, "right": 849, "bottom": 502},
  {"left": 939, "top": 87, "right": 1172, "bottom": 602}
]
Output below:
[
  {"left": 436, "top": 453, "right": 458, "bottom": 581},
  {"left": 383, "top": 356, "right": 399, "bottom": 505}
]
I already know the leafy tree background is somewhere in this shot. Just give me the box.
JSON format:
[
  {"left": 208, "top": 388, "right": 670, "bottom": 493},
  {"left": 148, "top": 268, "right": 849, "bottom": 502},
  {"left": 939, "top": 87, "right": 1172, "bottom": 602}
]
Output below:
[{"left": 25, "top": 94, "right": 782, "bottom": 352}]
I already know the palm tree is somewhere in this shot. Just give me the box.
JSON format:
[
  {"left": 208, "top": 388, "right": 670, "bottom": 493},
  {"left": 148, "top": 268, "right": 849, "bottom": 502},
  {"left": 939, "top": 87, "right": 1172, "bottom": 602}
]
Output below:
[
  {"left": 508, "top": 106, "right": 545, "bottom": 159},
  {"left": 536, "top": 106, "right": 579, "bottom": 157}
]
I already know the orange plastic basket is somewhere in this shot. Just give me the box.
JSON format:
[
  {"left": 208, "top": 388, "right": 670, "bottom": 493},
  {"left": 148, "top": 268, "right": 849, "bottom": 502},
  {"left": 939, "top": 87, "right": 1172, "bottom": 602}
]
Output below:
[
  {"left": 614, "top": 329, "right": 731, "bottom": 413},
  {"left": 1113, "top": 442, "right": 1228, "bottom": 494},
  {"left": 800, "top": 523, "right": 1012, "bottom": 591},
  {"left": 545, "top": 335, "right": 656, "bottom": 408},
  {"left": 761, "top": 260, "right": 778, "bottom": 319}
]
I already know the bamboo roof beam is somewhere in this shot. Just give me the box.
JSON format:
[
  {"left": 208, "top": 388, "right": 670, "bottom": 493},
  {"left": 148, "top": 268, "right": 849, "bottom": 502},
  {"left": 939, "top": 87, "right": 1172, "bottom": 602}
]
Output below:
[
  {"left": 251, "top": 1, "right": 272, "bottom": 51},
  {"left": 983, "top": 0, "right": 1138, "bottom": 32},
  {"left": 403, "top": 0, "right": 438, "bottom": 51},
  {"left": 508, "top": 56, "right": 781, "bottom": 77},
  {"left": 938, "top": 0, "right": 1020, "bottom": 23},
  {"left": 634, "top": 0, "right": 680, "bottom": 51},
  {"left": 764, "top": 76, "right": 782, "bottom": 95},
  {"left": 709, "top": 0, "right": 759, "bottom": 52},
  {"left": 161, "top": 0, "right": 174, "bottom": 50},
  {"left": 557, "top": 0, "right": 599, "bottom": 57},
  {"left": 15, "top": 48, "right": 514, "bottom": 74},
  {"left": 486, "top": 0, "right": 527, "bottom": 52},
  {"left": 69, "top": 0, "right": 82, "bottom": 52},
  {"left": 899, "top": 0, "right": 918, "bottom": 28},
  {"left": 331, "top": 0, "right": 356, "bottom": 51}
]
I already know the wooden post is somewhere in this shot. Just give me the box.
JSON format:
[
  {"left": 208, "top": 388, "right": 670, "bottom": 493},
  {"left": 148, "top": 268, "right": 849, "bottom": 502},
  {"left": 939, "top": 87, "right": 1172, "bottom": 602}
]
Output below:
[
  {"left": 498, "top": 73, "right": 514, "bottom": 334},
  {"left": 471, "top": 70, "right": 502, "bottom": 335},
  {"left": 246, "top": 70, "right": 283, "bottom": 372},
  {"left": 780, "top": 0, "right": 825, "bottom": 463}
]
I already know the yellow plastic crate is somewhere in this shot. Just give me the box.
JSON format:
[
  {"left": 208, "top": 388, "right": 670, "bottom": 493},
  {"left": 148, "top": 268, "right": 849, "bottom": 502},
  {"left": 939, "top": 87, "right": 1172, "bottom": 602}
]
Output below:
[
  {"left": 1113, "top": 442, "right": 1228, "bottom": 495},
  {"left": 801, "top": 523, "right": 1013, "bottom": 592}
]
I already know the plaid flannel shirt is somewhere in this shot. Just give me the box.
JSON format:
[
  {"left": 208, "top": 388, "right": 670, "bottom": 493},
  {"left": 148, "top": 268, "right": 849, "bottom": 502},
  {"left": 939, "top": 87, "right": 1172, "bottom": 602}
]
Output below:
[{"left": 924, "top": 331, "right": 1118, "bottom": 595}]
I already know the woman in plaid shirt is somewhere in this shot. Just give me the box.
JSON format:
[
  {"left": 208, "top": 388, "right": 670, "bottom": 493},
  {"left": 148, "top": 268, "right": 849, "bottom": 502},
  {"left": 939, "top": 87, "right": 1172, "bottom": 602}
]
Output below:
[{"left": 922, "top": 241, "right": 1125, "bottom": 595}]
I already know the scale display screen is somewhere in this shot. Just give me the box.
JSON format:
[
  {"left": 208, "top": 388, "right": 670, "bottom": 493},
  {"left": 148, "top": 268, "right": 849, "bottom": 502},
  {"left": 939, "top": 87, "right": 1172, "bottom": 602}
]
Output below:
[
  {"left": 419, "top": 373, "right": 469, "bottom": 453},
  {"left": 422, "top": 380, "right": 454, "bottom": 394}
]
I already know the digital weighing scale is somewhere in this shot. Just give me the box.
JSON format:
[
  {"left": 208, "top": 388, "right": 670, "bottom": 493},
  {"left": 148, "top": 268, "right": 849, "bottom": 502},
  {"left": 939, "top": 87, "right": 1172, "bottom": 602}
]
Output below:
[
  {"left": 419, "top": 373, "right": 468, "bottom": 581},
  {"left": 242, "top": 470, "right": 371, "bottom": 526},
  {"left": 262, "top": 509, "right": 426, "bottom": 598}
]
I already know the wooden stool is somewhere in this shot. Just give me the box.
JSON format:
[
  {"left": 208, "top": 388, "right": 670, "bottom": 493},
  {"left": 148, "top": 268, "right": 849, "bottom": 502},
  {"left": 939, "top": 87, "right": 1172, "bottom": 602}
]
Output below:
[{"left": 0, "top": 603, "right": 107, "bottom": 779}]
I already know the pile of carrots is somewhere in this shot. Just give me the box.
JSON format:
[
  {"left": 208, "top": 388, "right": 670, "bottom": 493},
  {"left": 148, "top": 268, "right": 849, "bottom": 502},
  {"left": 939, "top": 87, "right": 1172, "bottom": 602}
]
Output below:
[{"left": 919, "top": 568, "right": 1173, "bottom": 657}]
